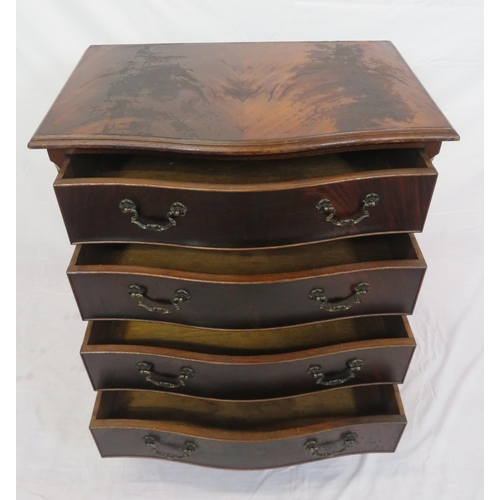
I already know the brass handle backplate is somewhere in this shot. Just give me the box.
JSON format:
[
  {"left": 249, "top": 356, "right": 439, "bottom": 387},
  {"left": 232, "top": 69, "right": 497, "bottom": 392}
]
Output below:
[
  {"left": 127, "top": 285, "right": 190, "bottom": 314},
  {"left": 143, "top": 435, "right": 197, "bottom": 460},
  {"left": 316, "top": 194, "right": 379, "bottom": 227},
  {"left": 305, "top": 433, "right": 357, "bottom": 458},
  {"left": 120, "top": 199, "right": 187, "bottom": 232},
  {"left": 307, "top": 359, "right": 364, "bottom": 386},
  {"left": 137, "top": 362, "right": 195, "bottom": 389},
  {"left": 309, "top": 282, "right": 370, "bottom": 313}
]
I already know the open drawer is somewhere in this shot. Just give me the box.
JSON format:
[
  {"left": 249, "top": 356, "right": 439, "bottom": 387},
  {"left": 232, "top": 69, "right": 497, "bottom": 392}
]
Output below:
[
  {"left": 81, "top": 316, "right": 416, "bottom": 398},
  {"left": 68, "top": 233, "right": 426, "bottom": 329},
  {"left": 55, "top": 148, "right": 437, "bottom": 249},
  {"left": 90, "top": 384, "right": 407, "bottom": 469}
]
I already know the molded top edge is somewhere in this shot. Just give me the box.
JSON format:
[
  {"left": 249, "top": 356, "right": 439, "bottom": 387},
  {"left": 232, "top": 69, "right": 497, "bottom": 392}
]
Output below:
[{"left": 28, "top": 41, "right": 459, "bottom": 156}]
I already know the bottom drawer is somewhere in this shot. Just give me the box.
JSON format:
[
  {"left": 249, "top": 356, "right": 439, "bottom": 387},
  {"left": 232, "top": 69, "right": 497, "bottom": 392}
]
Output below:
[{"left": 90, "top": 384, "right": 407, "bottom": 469}]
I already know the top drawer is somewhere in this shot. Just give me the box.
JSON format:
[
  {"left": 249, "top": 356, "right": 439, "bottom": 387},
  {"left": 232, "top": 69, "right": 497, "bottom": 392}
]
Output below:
[{"left": 54, "top": 148, "right": 437, "bottom": 249}]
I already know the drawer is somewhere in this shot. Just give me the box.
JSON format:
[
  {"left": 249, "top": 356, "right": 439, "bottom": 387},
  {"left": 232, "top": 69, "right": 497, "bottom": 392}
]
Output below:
[
  {"left": 90, "top": 385, "right": 407, "bottom": 469},
  {"left": 54, "top": 148, "right": 437, "bottom": 249},
  {"left": 68, "top": 234, "right": 426, "bottom": 329},
  {"left": 81, "top": 316, "right": 416, "bottom": 398}
]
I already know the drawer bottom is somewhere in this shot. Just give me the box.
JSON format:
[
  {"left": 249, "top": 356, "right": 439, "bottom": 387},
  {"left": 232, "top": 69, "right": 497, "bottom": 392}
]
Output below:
[{"left": 90, "top": 384, "right": 407, "bottom": 469}]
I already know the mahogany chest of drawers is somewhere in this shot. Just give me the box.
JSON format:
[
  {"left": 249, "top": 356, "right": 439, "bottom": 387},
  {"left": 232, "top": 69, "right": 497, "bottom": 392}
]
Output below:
[{"left": 28, "top": 41, "right": 458, "bottom": 469}]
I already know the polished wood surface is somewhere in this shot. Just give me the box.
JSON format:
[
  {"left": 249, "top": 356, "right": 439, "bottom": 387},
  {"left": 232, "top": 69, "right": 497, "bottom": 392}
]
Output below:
[
  {"left": 80, "top": 316, "right": 416, "bottom": 397},
  {"left": 67, "top": 234, "right": 426, "bottom": 328},
  {"left": 27, "top": 40, "right": 458, "bottom": 468},
  {"left": 54, "top": 148, "right": 437, "bottom": 248},
  {"left": 90, "top": 384, "right": 406, "bottom": 468},
  {"left": 28, "top": 42, "right": 458, "bottom": 156},
  {"left": 69, "top": 268, "right": 425, "bottom": 328}
]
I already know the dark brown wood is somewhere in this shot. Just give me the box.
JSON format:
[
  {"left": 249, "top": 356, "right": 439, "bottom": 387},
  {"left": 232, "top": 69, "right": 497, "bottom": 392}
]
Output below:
[
  {"left": 90, "top": 384, "right": 406, "bottom": 469},
  {"left": 81, "top": 316, "right": 416, "bottom": 398},
  {"left": 28, "top": 42, "right": 458, "bottom": 157},
  {"left": 67, "top": 234, "right": 426, "bottom": 329},
  {"left": 54, "top": 148, "right": 437, "bottom": 248},
  {"left": 424, "top": 142, "right": 442, "bottom": 160},
  {"left": 47, "top": 149, "right": 66, "bottom": 170},
  {"left": 51, "top": 141, "right": 431, "bottom": 163}
]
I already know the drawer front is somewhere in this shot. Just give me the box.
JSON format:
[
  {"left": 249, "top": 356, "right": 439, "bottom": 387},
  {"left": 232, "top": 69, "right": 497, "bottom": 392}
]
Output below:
[
  {"left": 91, "top": 420, "right": 406, "bottom": 469},
  {"left": 55, "top": 172, "right": 436, "bottom": 248},
  {"left": 81, "top": 344, "right": 415, "bottom": 398},
  {"left": 69, "top": 267, "right": 425, "bottom": 329}
]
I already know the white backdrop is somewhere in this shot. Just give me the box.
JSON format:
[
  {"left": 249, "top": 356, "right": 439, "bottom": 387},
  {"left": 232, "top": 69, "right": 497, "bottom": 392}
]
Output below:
[{"left": 17, "top": 1, "right": 483, "bottom": 499}]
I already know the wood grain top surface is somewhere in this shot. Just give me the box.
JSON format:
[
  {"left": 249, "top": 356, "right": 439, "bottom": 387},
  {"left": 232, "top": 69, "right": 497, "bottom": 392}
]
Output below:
[{"left": 28, "top": 41, "right": 459, "bottom": 156}]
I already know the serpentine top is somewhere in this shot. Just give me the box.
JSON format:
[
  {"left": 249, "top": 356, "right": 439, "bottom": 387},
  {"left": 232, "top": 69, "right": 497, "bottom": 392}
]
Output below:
[{"left": 28, "top": 41, "right": 459, "bottom": 156}]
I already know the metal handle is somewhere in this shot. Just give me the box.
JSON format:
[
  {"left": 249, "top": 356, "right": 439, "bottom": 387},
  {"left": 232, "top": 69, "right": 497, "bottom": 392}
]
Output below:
[
  {"left": 307, "top": 359, "right": 364, "bottom": 386},
  {"left": 143, "top": 436, "right": 197, "bottom": 460},
  {"left": 137, "top": 362, "right": 195, "bottom": 389},
  {"left": 120, "top": 199, "right": 187, "bottom": 232},
  {"left": 316, "top": 194, "right": 379, "bottom": 227},
  {"left": 309, "top": 282, "right": 369, "bottom": 313},
  {"left": 127, "top": 285, "right": 190, "bottom": 314},
  {"left": 305, "top": 433, "right": 357, "bottom": 458}
]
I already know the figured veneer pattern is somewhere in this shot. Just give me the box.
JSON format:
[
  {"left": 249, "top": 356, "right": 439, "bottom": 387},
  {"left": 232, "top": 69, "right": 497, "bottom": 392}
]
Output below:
[{"left": 29, "top": 42, "right": 458, "bottom": 156}]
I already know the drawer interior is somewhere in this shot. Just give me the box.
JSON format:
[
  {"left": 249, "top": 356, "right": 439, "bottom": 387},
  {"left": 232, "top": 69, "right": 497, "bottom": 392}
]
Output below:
[
  {"left": 95, "top": 385, "right": 403, "bottom": 431},
  {"left": 74, "top": 234, "right": 419, "bottom": 275},
  {"left": 86, "top": 316, "right": 411, "bottom": 355},
  {"left": 62, "top": 148, "right": 428, "bottom": 185}
]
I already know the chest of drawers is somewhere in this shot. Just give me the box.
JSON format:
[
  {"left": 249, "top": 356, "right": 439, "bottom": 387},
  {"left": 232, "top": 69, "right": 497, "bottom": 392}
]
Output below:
[{"left": 28, "top": 41, "right": 458, "bottom": 469}]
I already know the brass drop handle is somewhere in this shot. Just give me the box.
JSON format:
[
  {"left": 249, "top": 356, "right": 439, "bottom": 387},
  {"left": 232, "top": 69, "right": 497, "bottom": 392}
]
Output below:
[
  {"left": 143, "top": 436, "right": 197, "bottom": 460},
  {"left": 127, "top": 285, "right": 190, "bottom": 314},
  {"left": 136, "top": 362, "right": 195, "bottom": 389},
  {"left": 316, "top": 193, "right": 379, "bottom": 227},
  {"left": 307, "top": 359, "right": 364, "bottom": 386},
  {"left": 119, "top": 199, "right": 187, "bottom": 232},
  {"left": 309, "top": 282, "right": 370, "bottom": 313},
  {"left": 305, "top": 433, "right": 357, "bottom": 458}
]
